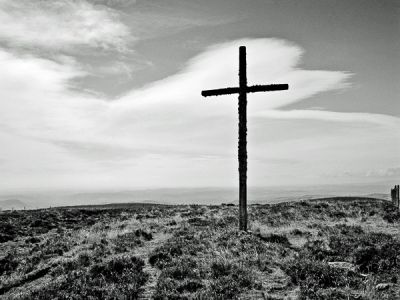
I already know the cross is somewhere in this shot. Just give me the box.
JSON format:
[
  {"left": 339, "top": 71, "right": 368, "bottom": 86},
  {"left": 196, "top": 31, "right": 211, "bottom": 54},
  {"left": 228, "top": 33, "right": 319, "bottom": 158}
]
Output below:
[{"left": 201, "top": 46, "right": 288, "bottom": 231}]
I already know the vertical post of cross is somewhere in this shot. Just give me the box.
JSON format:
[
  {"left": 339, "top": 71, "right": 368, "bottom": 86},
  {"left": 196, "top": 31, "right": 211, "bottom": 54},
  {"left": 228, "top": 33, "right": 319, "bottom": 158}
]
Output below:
[{"left": 238, "top": 46, "right": 248, "bottom": 231}]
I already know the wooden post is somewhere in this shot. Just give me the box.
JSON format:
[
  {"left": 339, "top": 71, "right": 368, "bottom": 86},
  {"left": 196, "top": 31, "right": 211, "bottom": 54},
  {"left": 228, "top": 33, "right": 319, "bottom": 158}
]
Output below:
[
  {"left": 238, "top": 46, "right": 248, "bottom": 231},
  {"left": 391, "top": 185, "right": 400, "bottom": 210},
  {"left": 397, "top": 185, "right": 400, "bottom": 210},
  {"left": 391, "top": 187, "right": 396, "bottom": 205}
]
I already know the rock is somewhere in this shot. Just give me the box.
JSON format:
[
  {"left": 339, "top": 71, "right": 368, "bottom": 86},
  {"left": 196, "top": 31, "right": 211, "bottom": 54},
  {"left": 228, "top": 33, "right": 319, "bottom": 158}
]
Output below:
[
  {"left": 375, "top": 283, "right": 392, "bottom": 291},
  {"left": 328, "top": 261, "right": 356, "bottom": 272}
]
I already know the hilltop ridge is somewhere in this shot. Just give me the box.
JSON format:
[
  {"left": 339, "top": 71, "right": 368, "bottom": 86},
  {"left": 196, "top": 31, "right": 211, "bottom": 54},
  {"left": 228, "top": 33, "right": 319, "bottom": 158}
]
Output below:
[{"left": 1, "top": 196, "right": 399, "bottom": 299}]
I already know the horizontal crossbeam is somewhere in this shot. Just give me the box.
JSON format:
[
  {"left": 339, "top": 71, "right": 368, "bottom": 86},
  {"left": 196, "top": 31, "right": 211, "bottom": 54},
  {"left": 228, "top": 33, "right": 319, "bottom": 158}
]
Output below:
[
  {"left": 201, "top": 84, "right": 288, "bottom": 97},
  {"left": 247, "top": 84, "right": 289, "bottom": 93},
  {"left": 201, "top": 87, "right": 240, "bottom": 97}
]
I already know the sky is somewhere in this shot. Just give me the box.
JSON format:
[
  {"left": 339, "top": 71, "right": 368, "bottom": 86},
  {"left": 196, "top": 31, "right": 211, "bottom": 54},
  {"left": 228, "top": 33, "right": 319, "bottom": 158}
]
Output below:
[{"left": 0, "top": 0, "right": 399, "bottom": 192}]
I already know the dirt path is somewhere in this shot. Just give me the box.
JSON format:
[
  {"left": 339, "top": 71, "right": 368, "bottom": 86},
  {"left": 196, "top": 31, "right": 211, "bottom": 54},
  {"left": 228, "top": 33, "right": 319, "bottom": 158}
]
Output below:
[{"left": 136, "top": 232, "right": 171, "bottom": 300}]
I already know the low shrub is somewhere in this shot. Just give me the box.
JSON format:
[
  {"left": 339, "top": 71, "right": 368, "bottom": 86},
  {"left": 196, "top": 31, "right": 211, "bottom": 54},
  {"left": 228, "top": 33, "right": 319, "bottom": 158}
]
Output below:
[
  {"left": 329, "top": 230, "right": 400, "bottom": 274},
  {"left": 290, "top": 228, "right": 304, "bottom": 236},
  {"left": 149, "top": 242, "right": 183, "bottom": 269},
  {"left": 135, "top": 229, "right": 153, "bottom": 241},
  {"left": 302, "top": 239, "right": 331, "bottom": 261},
  {"left": 258, "top": 233, "right": 290, "bottom": 247},
  {"left": 21, "top": 255, "right": 148, "bottom": 299},
  {"left": 383, "top": 209, "right": 400, "bottom": 223},
  {"left": 153, "top": 256, "right": 203, "bottom": 299},
  {"left": 161, "top": 256, "right": 200, "bottom": 280},
  {"left": 208, "top": 260, "right": 260, "bottom": 299},
  {"left": 283, "top": 257, "right": 362, "bottom": 299},
  {"left": 188, "top": 217, "right": 210, "bottom": 226},
  {"left": 0, "top": 252, "right": 19, "bottom": 275}
]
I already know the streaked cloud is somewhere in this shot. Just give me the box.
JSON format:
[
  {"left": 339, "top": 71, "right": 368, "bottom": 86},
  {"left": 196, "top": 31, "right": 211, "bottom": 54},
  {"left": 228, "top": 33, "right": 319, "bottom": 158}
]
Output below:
[
  {"left": 365, "top": 167, "right": 400, "bottom": 178},
  {"left": 90, "top": 0, "right": 137, "bottom": 8},
  {"left": 330, "top": 167, "right": 400, "bottom": 179},
  {"left": 0, "top": 0, "right": 130, "bottom": 52},
  {"left": 254, "top": 109, "right": 400, "bottom": 128},
  {"left": 0, "top": 37, "right": 398, "bottom": 189}
]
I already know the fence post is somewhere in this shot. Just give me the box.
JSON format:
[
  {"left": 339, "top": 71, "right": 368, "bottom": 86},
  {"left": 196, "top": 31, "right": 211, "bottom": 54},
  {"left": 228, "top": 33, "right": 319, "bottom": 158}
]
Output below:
[
  {"left": 391, "top": 185, "right": 400, "bottom": 210},
  {"left": 391, "top": 187, "right": 396, "bottom": 205},
  {"left": 397, "top": 185, "right": 400, "bottom": 210}
]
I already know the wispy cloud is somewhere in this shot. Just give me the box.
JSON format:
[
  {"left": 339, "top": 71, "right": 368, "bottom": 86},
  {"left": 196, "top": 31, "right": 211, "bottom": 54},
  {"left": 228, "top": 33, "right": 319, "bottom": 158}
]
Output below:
[
  {"left": 329, "top": 167, "right": 400, "bottom": 179},
  {"left": 90, "top": 0, "right": 137, "bottom": 8},
  {"left": 0, "top": 37, "right": 398, "bottom": 189},
  {"left": 0, "top": 0, "right": 130, "bottom": 52},
  {"left": 0, "top": 48, "right": 103, "bottom": 143},
  {"left": 365, "top": 167, "right": 400, "bottom": 178},
  {"left": 254, "top": 109, "right": 400, "bottom": 128}
]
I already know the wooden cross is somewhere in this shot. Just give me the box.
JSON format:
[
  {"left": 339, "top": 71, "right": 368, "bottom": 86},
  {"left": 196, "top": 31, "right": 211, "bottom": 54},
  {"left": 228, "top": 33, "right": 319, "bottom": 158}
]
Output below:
[{"left": 201, "top": 46, "right": 289, "bottom": 231}]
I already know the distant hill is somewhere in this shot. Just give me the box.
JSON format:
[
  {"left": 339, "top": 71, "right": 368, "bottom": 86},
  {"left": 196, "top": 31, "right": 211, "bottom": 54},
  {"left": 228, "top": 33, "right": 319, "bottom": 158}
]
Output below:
[
  {"left": 0, "top": 184, "right": 391, "bottom": 208},
  {"left": 0, "top": 199, "right": 27, "bottom": 210},
  {"left": 365, "top": 193, "right": 390, "bottom": 200}
]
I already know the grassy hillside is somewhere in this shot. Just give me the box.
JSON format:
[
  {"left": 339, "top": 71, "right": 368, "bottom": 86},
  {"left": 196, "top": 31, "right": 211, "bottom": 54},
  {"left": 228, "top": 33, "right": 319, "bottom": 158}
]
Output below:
[{"left": 1, "top": 197, "right": 399, "bottom": 299}]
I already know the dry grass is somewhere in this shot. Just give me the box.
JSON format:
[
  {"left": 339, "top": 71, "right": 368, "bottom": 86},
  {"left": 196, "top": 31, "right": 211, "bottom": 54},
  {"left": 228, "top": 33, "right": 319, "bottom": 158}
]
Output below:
[{"left": 1, "top": 197, "right": 399, "bottom": 299}]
